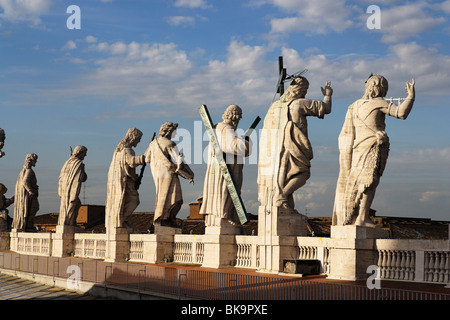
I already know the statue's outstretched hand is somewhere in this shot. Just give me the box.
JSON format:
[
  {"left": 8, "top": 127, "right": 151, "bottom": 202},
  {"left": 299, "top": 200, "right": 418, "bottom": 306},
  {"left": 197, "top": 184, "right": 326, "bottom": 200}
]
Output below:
[
  {"left": 321, "top": 81, "right": 333, "bottom": 96},
  {"left": 406, "top": 78, "right": 415, "bottom": 97}
]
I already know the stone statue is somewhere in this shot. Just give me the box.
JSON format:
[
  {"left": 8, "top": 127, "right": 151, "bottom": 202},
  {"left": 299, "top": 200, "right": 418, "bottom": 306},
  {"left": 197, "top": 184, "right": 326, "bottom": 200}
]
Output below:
[
  {"left": 0, "top": 129, "right": 5, "bottom": 158},
  {"left": 105, "top": 128, "right": 145, "bottom": 231},
  {"left": 0, "top": 183, "right": 14, "bottom": 232},
  {"left": 200, "top": 104, "right": 252, "bottom": 229},
  {"left": 332, "top": 75, "right": 415, "bottom": 227},
  {"left": 145, "top": 122, "right": 194, "bottom": 228},
  {"left": 57, "top": 146, "right": 88, "bottom": 227},
  {"left": 12, "top": 153, "right": 39, "bottom": 231},
  {"left": 258, "top": 76, "right": 332, "bottom": 211}
]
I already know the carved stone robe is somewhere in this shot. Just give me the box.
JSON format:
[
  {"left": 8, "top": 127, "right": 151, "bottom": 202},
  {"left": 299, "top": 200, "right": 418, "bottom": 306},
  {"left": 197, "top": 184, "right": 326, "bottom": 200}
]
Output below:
[
  {"left": 200, "top": 122, "right": 251, "bottom": 226},
  {"left": 332, "top": 99, "right": 390, "bottom": 226},
  {"left": 145, "top": 137, "right": 184, "bottom": 223},
  {"left": 105, "top": 147, "right": 145, "bottom": 230},
  {"left": 12, "top": 167, "right": 39, "bottom": 231},
  {"left": 257, "top": 96, "right": 325, "bottom": 210},
  {"left": 57, "top": 156, "right": 87, "bottom": 226}
]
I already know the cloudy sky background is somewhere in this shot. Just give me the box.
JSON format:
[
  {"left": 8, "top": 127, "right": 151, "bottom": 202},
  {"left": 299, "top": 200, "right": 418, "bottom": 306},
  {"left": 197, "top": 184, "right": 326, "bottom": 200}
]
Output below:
[{"left": 1, "top": 0, "right": 450, "bottom": 221}]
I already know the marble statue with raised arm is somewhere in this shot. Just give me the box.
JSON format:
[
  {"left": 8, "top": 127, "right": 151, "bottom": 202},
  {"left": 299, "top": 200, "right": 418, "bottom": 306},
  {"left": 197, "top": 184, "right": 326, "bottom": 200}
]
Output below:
[
  {"left": 145, "top": 122, "right": 194, "bottom": 228},
  {"left": 57, "top": 145, "right": 88, "bottom": 227},
  {"left": 105, "top": 128, "right": 146, "bottom": 231},
  {"left": 12, "top": 153, "right": 39, "bottom": 231},
  {"left": 332, "top": 75, "right": 415, "bottom": 227},
  {"left": 258, "top": 76, "right": 333, "bottom": 212}
]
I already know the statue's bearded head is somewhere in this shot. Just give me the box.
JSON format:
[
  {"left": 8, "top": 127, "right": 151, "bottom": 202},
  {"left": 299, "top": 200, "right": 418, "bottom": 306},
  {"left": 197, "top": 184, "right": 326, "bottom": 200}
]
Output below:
[
  {"left": 222, "top": 104, "right": 242, "bottom": 128},
  {"left": 363, "top": 75, "right": 389, "bottom": 99}
]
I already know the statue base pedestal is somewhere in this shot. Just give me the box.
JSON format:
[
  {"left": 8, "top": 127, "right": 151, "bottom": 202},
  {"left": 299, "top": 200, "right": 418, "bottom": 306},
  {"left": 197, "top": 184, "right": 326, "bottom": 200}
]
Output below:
[
  {"left": 201, "top": 234, "right": 236, "bottom": 268},
  {"left": 105, "top": 227, "right": 130, "bottom": 262},
  {"left": 258, "top": 206, "right": 308, "bottom": 237},
  {"left": 154, "top": 224, "right": 182, "bottom": 235},
  {"left": 52, "top": 225, "right": 82, "bottom": 258},
  {"left": 327, "top": 225, "right": 389, "bottom": 281},
  {"left": 141, "top": 225, "right": 181, "bottom": 263},
  {"left": 204, "top": 216, "right": 242, "bottom": 235},
  {"left": 0, "top": 232, "right": 10, "bottom": 251},
  {"left": 257, "top": 206, "right": 308, "bottom": 273}
]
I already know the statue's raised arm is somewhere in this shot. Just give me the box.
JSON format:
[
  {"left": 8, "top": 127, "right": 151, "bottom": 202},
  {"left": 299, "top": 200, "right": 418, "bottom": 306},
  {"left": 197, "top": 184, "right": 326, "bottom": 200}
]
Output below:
[{"left": 383, "top": 78, "right": 415, "bottom": 120}]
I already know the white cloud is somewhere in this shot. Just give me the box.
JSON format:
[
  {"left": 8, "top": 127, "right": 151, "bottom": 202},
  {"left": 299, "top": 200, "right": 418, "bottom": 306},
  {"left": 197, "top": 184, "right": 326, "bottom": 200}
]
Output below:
[
  {"left": 419, "top": 191, "right": 450, "bottom": 203},
  {"left": 0, "top": 0, "right": 51, "bottom": 26},
  {"left": 166, "top": 16, "right": 196, "bottom": 27},
  {"left": 293, "top": 181, "right": 332, "bottom": 214},
  {"left": 85, "top": 35, "right": 98, "bottom": 43},
  {"left": 70, "top": 41, "right": 196, "bottom": 108},
  {"left": 268, "top": 0, "right": 447, "bottom": 43},
  {"left": 173, "top": 0, "right": 210, "bottom": 9},
  {"left": 62, "top": 40, "right": 77, "bottom": 50},
  {"left": 390, "top": 147, "right": 450, "bottom": 164},
  {"left": 375, "top": 2, "right": 446, "bottom": 43},
  {"left": 174, "top": 40, "right": 274, "bottom": 112},
  {"left": 269, "top": 0, "right": 355, "bottom": 35},
  {"left": 437, "top": 0, "right": 450, "bottom": 14}
]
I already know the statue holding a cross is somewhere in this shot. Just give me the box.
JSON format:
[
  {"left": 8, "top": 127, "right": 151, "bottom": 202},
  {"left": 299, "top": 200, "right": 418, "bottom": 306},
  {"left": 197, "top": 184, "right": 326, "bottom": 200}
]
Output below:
[
  {"left": 199, "top": 104, "right": 253, "bottom": 233},
  {"left": 258, "top": 58, "right": 333, "bottom": 212}
]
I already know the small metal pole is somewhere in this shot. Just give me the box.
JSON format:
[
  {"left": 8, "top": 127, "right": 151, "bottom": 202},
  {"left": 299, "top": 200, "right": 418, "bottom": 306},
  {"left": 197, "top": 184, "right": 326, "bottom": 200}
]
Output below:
[
  {"left": 138, "top": 269, "right": 146, "bottom": 297},
  {"left": 14, "top": 256, "right": 20, "bottom": 275},
  {"left": 32, "top": 257, "right": 38, "bottom": 278},
  {"left": 105, "top": 265, "right": 112, "bottom": 289},
  {"left": 52, "top": 260, "right": 59, "bottom": 286},
  {"left": 178, "top": 273, "right": 187, "bottom": 300}
]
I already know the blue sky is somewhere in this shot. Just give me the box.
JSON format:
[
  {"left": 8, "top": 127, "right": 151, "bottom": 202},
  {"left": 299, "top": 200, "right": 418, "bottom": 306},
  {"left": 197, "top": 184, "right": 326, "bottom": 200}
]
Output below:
[{"left": 1, "top": 0, "right": 450, "bottom": 221}]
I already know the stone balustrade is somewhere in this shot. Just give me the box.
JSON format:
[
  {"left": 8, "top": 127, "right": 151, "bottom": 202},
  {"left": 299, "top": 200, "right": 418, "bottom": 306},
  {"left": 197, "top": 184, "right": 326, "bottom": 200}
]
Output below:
[
  {"left": 4, "top": 230, "right": 450, "bottom": 285},
  {"left": 375, "top": 239, "right": 450, "bottom": 284},
  {"left": 73, "top": 233, "right": 107, "bottom": 259},
  {"left": 10, "top": 231, "right": 52, "bottom": 257}
]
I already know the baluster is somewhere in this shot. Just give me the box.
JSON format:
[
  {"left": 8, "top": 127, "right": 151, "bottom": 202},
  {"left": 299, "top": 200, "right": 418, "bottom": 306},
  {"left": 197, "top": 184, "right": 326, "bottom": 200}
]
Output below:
[
  {"left": 380, "top": 250, "right": 387, "bottom": 279},
  {"left": 428, "top": 252, "right": 435, "bottom": 282},
  {"left": 393, "top": 251, "right": 400, "bottom": 280},
  {"left": 445, "top": 252, "right": 450, "bottom": 284},
  {"left": 390, "top": 251, "right": 396, "bottom": 280},
  {"left": 424, "top": 252, "right": 431, "bottom": 281},
  {"left": 323, "top": 248, "right": 329, "bottom": 274},
  {"left": 433, "top": 252, "right": 439, "bottom": 282},
  {"left": 404, "top": 251, "right": 411, "bottom": 280},
  {"left": 410, "top": 251, "right": 416, "bottom": 280},
  {"left": 399, "top": 251, "right": 406, "bottom": 280},
  {"left": 386, "top": 251, "right": 392, "bottom": 279},
  {"left": 443, "top": 252, "right": 449, "bottom": 283},
  {"left": 377, "top": 251, "right": 383, "bottom": 278},
  {"left": 439, "top": 252, "right": 445, "bottom": 282},
  {"left": 433, "top": 252, "right": 440, "bottom": 282}
]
